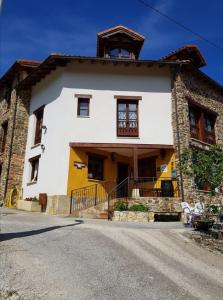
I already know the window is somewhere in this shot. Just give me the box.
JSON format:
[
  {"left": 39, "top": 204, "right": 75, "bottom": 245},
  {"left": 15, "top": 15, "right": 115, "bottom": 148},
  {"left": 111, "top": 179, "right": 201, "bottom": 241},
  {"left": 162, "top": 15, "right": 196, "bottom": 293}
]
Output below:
[
  {"left": 138, "top": 157, "right": 156, "bottom": 178},
  {"left": 189, "top": 103, "right": 216, "bottom": 144},
  {"left": 88, "top": 154, "right": 104, "bottom": 180},
  {"left": 77, "top": 98, "right": 90, "bottom": 117},
  {"left": 117, "top": 100, "right": 138, "bottom": 137},
  {"left": 109, "top": 48, "right": 130, "bottom": 59},
  {"left": 1, "top": 122, "right": 8, "bottom": 153},
  {"left": 29, "top": 155, "right": 40, "bottom": 182},
  {"left": 34, "top": 106, "right": 44, "bottom": 145}
]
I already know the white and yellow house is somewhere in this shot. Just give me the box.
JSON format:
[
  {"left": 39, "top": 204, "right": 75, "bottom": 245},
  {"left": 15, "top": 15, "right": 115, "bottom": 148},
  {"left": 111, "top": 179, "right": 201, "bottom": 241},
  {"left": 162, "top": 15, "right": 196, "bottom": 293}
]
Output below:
[{"left": 21, "top": 25, "right": 184, "bottom": 215}]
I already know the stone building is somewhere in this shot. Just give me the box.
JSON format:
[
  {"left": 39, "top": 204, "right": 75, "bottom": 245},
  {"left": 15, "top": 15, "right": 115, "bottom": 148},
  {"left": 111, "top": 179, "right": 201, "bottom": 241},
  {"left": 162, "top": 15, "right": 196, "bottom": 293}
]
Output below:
[
  {"left": 0, "top": 60, "right": 40, "bottom": 202},
  {"left": 0, "top": 25, "right": 222, "bottom": 215}
]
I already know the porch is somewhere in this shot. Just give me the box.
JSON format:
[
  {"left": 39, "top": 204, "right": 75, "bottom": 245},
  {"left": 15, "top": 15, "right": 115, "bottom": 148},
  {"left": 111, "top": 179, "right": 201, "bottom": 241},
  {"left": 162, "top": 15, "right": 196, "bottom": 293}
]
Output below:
[{"left": 68, "top": 142, "right": 180, "bottom": 216}]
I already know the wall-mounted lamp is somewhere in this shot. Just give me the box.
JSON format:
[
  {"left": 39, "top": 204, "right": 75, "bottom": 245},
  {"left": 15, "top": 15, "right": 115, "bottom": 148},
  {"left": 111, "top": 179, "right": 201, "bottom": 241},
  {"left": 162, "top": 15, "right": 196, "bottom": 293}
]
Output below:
[
  {"left": 41, "top": 125, "right": 47, "bottom": 134},
  {"left": 41, "top": 144, "right": 45, "bottom": 152},
  {"left": 111, "top": 152, "right": 117, "bottom": 162}
]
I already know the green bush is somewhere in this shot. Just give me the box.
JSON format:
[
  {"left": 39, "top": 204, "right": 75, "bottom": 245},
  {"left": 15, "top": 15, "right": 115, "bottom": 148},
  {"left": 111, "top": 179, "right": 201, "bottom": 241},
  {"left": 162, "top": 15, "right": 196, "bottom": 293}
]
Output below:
[
  {"left": 128, "top": 204, "right": 149, "bottom": 212},
  {"left": 114, "top": 201, "right": 128, "bottom": 211}
]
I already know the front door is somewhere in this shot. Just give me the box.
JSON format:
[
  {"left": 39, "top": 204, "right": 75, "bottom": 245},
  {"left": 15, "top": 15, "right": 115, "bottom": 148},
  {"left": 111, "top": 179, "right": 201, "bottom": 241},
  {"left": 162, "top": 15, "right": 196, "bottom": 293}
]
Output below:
[{"left": 117, "top": 162, "right": 129, "bottom": 197}]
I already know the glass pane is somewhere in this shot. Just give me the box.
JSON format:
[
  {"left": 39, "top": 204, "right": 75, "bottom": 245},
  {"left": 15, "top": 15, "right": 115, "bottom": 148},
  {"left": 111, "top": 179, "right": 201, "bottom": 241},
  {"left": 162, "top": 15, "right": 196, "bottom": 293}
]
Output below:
[
  {"left": 189, "top": 111, "right": 196, "bottom": 126},
  {"left": 129, "top": 121, "right": 137, "bottom": 128},
  {"left": 118, "top": 121, "right": 126, "bottom": 128},
  {"left": 80, "top": 102, "right": 89, "bottom": 109},
  {"left": 120, "top": 48, "right": 130, "bottom": 58},
  {"left": 118, "top": 112, "right": 126, "bottom": 120},
  {"left": 118, "top": 103, "right": 127, "bottom": 111},
  {"left": 129, "top": 112, "right": 137, "bottom": 120},
  {"left": 205, "top": 118, "right": 213, "bottom": 132},
  {"left": 80, "top": 109, "right": 88, "bottom": 117},
  {"left": 129, "top": 103, "right": 137, "bottom": 111},
  {"left": 110, "top": 48, "right": 119, "bottom": 58}
]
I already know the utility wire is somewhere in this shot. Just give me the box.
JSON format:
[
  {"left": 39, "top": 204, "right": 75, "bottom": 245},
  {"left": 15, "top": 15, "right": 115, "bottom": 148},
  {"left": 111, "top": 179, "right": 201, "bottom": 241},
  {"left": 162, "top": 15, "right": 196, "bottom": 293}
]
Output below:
[{"left": 136, "top": 0, "right": 223, "bottom": 53}]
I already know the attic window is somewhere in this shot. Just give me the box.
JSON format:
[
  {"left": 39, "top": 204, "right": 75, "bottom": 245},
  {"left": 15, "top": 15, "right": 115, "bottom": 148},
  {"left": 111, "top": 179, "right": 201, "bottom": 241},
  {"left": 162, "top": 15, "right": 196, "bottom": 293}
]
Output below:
[{"left": 109, "top": 48, "right": 130, "bottom": 59}]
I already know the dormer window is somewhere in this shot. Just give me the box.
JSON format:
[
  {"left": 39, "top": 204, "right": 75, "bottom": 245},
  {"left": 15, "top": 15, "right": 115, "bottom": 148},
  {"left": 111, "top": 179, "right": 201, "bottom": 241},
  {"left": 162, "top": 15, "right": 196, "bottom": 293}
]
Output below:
[
  {"left": 97, "top": 25, "right": 145, "bottom": 60},
  {"left": 109, "top": 48, "right": 130, "bottom": 59}
]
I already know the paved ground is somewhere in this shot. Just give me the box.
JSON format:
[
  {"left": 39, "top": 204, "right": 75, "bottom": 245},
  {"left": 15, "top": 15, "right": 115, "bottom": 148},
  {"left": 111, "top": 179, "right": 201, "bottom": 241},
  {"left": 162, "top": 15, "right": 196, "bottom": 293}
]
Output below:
[{"left": 1, "top": 208, "right": 223, "bottom": 300}]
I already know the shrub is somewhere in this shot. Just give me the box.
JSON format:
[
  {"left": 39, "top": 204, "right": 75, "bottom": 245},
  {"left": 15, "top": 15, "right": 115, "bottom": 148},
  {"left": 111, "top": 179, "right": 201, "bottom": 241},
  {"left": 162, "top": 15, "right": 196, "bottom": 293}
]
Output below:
[
  {"left": 128, "top": 204, "right": 149, "bottom": 212},
  {"left": 114, "top": 201, "right": 128, "bottom": 211},
  {"left": 208, "top": 204, "right": 221, "bottom": 214}
]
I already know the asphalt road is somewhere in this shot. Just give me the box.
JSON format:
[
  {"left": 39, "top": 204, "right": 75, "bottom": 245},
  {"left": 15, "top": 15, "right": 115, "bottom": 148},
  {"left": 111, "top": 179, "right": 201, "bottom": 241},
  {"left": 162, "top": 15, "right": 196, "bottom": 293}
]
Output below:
[{"left": 0, "top": 208, "right": 223, "bottom": 300}]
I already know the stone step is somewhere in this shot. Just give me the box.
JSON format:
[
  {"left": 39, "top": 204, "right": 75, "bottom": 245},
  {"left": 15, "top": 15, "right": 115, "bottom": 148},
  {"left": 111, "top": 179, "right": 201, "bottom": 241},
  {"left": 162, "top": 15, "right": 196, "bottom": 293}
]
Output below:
[{"left": 97, "top": 211, "right": 108, "bottom": 219}]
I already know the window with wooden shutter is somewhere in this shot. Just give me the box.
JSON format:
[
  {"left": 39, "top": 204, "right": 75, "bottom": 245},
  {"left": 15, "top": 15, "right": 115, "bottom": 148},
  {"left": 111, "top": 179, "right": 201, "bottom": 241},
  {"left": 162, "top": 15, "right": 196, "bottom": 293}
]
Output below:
[
  {"left": 189, "top": 103, "right": 216, "bottom": 145},
  {"left": 34, "top": 106, "right": 44, "bottom": 145}
]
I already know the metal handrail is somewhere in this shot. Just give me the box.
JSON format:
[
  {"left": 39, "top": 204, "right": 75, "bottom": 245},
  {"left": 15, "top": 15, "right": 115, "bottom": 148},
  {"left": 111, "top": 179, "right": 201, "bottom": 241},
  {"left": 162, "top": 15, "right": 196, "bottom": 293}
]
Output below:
[{"left": 70, "top": 181, "right": 116, "bottom": 214}]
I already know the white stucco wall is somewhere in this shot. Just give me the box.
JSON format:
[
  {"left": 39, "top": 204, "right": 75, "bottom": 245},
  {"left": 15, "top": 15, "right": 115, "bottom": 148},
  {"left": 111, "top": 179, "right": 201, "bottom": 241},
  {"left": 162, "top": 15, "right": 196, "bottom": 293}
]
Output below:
[{"left": 22, "top": 62, "right": 173, "bottom": 198}]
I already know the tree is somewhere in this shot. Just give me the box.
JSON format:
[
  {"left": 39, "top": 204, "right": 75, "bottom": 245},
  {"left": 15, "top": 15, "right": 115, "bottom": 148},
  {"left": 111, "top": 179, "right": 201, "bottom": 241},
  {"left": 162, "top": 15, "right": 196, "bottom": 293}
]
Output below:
[{"left": 181, "top": 144, "right": 223, "bottom": 195}]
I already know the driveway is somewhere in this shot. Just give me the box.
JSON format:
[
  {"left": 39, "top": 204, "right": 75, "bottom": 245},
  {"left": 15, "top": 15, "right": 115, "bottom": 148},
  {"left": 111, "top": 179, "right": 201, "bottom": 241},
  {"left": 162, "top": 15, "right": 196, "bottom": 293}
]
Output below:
[{"left": 0, "top": 208, "right": 223, "bottom": 300}]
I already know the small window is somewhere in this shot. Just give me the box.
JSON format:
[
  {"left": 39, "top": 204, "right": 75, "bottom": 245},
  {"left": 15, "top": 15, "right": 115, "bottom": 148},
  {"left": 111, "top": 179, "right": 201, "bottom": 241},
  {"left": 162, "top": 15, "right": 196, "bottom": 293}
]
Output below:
[
  {"left": 77, "top": 98, "right": 90, "bottom": 117},
  {"left": 117, "top": 100, "right": 138, "bottom": 137},
  {"left": 34, "top": 106, "right": 44, "bottom": 145},
  {"left": 29, "top": 155, "right": 40, "bottom": 182},
  {"left": 88, "top": 155, "right": 104, "bottom": 180},
  {"left": 109, "top": 48, "right": 130, "bottom": 59},
  {"left": 1, "top": 121, "right": 8, "bottom": 153}
]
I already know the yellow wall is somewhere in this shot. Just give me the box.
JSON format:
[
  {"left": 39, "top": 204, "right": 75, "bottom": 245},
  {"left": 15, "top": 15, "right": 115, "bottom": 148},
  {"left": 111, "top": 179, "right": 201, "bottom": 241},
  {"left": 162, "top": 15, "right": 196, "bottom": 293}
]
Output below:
[
  {"left": 67, "top": 147, "right": 177, "bottom": 196},
  {"left": 67, "top": 148, "right": 129, "bottom": 196}
]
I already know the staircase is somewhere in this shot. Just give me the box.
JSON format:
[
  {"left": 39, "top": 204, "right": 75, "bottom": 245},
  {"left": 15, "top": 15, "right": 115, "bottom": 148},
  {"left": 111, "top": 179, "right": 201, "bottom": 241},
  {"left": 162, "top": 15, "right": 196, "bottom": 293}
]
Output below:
[{"left": 70, "top": 181, "right": 116, "bottom": 219}]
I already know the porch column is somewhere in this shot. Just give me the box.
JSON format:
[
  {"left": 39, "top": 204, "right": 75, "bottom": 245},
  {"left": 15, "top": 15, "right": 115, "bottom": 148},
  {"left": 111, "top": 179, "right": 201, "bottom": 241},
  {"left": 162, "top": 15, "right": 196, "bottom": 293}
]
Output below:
[{"left": 133, "top": 147, "right": 138, "bottom": 180}]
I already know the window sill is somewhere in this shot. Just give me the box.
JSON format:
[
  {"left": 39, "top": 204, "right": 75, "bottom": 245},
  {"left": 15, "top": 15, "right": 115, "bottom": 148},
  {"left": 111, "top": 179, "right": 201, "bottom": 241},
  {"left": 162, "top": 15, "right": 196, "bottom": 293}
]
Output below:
[
  {"left": 190, "top": 138, "right": 215, "bottom": 147},
  {"left": 117, "top": 136, "right": 140, "bottom": 139},
  {"left": 77, "top": 116, "right": 90, "bottom": 118},
  {"left": 27, "top": 181, "right": 37, "bottom": 186},
  {"left": 31, "top": 143, "right": 41, "bottom": 149}
]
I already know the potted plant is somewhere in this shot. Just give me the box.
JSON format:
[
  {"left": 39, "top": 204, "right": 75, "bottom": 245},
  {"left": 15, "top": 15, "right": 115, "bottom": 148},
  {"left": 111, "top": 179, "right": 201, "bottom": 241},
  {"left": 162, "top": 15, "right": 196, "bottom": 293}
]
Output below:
[{"left": 193, "top": 215, "right": 214, "bottom": 231}]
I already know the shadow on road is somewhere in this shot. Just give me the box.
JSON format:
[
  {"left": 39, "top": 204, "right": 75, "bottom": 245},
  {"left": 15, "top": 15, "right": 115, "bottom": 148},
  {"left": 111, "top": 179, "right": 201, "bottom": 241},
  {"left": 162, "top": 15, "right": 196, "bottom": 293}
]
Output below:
[{"left": 0, "top": 220, "right": 83, "bottom": 242}]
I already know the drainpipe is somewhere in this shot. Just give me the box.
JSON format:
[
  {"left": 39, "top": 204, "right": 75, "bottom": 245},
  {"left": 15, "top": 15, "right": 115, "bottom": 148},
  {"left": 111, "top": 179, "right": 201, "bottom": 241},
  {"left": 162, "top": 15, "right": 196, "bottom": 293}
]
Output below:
[{"left": 173, "top": 64, "right": 185, "bottom": 202}]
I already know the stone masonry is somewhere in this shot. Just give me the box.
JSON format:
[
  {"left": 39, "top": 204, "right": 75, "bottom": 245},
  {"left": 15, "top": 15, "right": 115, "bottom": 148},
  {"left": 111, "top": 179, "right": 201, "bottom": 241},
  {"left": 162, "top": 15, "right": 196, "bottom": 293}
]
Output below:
[
  {"left": 172, "top": 65, "right": 223, "bottom": 205},
  {"left": 0, "top": 61, "right": 39, "bottom": 202}
]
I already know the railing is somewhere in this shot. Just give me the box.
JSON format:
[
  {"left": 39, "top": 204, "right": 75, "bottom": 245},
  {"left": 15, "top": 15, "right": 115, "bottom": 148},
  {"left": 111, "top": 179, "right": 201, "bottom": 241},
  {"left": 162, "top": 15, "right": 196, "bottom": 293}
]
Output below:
[
  {"left": 109, "top": 177, "right": 179, "bottom": 199},
  {"left": 107, "top": 176, "right": 180, "bottom": 219},
  {"left": 70, "top": 177, "right": 180, "bottom": 214},
  {"left": 70, "top": 181, "right": 116, "bottom": 214}
]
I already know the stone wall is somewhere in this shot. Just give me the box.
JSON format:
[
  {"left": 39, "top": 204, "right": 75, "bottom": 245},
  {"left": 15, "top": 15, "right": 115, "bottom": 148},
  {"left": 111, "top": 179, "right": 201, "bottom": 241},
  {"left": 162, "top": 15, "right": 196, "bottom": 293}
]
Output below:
[
  {"left": 112, "top": 211, "right": 154, "bottom": 223},
  {"left": 172, "top": 66, "right": 223, "bottom": 205},
  {"left": 0, "top": 83, "right": 31, "bottom": 201},
  {"left": 124, "top": 197, "right": 182, "bottom": 212}
]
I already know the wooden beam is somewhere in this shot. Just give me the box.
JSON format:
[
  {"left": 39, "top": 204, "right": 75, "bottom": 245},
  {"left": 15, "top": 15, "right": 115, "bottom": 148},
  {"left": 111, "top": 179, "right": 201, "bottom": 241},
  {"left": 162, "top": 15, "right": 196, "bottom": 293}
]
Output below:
[
  {"left": 133, "top": 147, "right": 138, "bottom": 180},
  {"left": 69, "top": 142, "right": 174, "bottom": 149},
  {"left": 114, "top": 95, "right": 142, "bottom": 100}
]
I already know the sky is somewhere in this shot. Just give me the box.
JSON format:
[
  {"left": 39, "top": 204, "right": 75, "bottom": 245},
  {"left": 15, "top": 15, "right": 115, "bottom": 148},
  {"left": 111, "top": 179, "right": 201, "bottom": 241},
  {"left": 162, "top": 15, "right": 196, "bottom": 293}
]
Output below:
[{"left": 0, "top": 0, "right": 223, "bottom": 84}]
